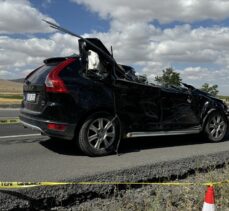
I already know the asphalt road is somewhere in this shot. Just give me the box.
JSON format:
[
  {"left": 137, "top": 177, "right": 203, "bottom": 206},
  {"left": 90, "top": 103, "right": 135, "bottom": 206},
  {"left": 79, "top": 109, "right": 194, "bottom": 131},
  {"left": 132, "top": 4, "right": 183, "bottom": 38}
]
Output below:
[
  {"left": 1, "top": 109, "right": 229, "bottom": 182},
  {"left": 0, "top": 108, "right": 39, "bottom": 137},
  {"left": 0, "top": 108, "right": 20, "bottom": 118}
]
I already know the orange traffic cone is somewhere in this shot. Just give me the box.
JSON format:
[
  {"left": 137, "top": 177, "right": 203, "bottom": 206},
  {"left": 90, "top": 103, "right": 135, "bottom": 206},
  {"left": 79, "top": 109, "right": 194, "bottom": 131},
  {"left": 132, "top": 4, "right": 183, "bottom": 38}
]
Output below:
[{"left": 202, "top": 186, "right": 216, "bottom": 211}]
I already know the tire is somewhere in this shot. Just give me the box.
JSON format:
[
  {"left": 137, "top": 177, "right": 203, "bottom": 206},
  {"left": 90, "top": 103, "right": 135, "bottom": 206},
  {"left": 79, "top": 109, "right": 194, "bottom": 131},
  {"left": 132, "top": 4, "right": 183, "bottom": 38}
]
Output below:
[
  {"left": 78, "top": 112, "right": 119, "bottom": 156},
  {"left": 204, "top": 111, "right": 228, "bottom": 142}
]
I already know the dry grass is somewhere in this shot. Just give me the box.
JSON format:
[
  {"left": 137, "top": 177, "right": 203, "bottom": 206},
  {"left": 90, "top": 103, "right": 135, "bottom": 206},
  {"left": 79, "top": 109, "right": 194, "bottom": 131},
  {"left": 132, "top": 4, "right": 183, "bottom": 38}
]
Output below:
[
  {"left": 144, "top": 166, "right": 229, "bottom": 210},
  {"left": 0, "top": 80, "right": 23, "bottom": 104},
  {"left": 0, "top": 98, "right": 22, "bottom": 104},
  {"left": 0, "top": 79, "right": 23, "bottom": 94},
  {"left": 149, "top": 167, "right": 229, "bottom": 211},
  {"left": 78, "top": 166, "right": 229, "bottom": 211}
]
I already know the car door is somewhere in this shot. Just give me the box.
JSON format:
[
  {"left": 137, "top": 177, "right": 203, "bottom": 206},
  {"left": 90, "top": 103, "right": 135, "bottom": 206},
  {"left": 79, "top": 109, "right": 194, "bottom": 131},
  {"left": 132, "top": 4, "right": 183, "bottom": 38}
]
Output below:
[
  {"left": 160, "top": 87, "right": 200, "bottom": 130},
  {"left": 113, "top": 79, "right": 162, "bottom": 132}
]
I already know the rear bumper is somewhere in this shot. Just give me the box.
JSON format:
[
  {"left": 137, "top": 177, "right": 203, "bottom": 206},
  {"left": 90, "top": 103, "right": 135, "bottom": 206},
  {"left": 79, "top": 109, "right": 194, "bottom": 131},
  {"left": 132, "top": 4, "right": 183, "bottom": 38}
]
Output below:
[{"left": 19, "top": 113, "right": 76, "bottom": 140}]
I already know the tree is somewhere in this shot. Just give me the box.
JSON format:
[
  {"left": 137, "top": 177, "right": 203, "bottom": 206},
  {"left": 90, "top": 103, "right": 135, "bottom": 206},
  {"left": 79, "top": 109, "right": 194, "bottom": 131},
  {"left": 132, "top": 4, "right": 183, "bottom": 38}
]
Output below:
[
  {"left": 200, "top": 83, "right": 219, "bottom": 96},
  {"left": 155, "top": 68, "right": 182, "bottom": 87}
]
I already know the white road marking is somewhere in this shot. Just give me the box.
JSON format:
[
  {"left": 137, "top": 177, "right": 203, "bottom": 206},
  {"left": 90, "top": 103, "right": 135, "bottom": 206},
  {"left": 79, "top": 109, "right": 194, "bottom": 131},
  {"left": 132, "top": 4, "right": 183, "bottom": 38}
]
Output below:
[
  {"left": 0, "top": 117, "right": 19, "bottom": 119},
  {"left": 0, "top": 134, "right": 41, "bottom": 139},
  {"left": 0, "top": 108, "right": 20, "bottom": 110}
]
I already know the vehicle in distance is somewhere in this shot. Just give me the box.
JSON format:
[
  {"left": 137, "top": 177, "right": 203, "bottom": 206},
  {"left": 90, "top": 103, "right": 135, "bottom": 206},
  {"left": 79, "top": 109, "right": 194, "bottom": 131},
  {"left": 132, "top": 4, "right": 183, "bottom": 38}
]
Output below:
[{"left": 19, "top": 22, "right": 229, "bottom": 156}]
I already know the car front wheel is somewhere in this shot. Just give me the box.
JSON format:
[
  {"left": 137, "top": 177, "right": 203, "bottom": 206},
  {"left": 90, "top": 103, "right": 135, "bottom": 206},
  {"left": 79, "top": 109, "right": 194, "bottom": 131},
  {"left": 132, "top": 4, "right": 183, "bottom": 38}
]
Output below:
[
  {"left": 78, "top": 112, "right": 119, "bottom": 156},
  {"left": 204, "top": 111, "right": 228, "bottom": 142}
]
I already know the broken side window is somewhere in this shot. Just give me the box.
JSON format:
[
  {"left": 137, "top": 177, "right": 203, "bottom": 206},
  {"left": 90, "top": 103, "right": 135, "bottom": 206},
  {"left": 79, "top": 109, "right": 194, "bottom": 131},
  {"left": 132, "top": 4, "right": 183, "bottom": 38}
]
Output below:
[{"left": 86, "top": 50, "right": 109, "bottom": 80}]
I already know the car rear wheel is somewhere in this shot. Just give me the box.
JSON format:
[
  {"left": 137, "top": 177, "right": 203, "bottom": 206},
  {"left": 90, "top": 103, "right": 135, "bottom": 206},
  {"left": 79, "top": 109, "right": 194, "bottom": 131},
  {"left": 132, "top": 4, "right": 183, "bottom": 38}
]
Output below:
[
  {"left": 78, "top": 112, "right": 119, "bottom": 156},
  {"left": 204, "top": 111, "right": 228, "bottom": 142}
]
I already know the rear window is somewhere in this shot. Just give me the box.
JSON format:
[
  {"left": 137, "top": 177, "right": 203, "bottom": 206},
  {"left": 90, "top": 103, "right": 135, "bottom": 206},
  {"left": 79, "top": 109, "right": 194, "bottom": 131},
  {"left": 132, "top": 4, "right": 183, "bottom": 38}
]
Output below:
[{"left": 27, "top": 64, "right": 57, "bottom": 84}]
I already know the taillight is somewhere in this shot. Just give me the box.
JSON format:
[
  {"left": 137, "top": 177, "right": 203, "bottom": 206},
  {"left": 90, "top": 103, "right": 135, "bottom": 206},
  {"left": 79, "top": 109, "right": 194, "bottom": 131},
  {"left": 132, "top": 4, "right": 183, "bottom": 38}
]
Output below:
[
  {"left": 47, "top": 123, "right": 67, "bottom": 131},
  {"left": 45, "top": 75, "right": 68, "bottom": 93},
  {"left": 45, "top": 58, "right": 75, "bottom": 93}
]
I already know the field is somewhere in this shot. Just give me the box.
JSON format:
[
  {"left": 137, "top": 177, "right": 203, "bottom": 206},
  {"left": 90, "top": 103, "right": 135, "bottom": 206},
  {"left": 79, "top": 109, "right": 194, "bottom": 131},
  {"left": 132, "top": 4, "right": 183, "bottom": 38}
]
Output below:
[
  {"left": 0, "top": 79, "right": 23, "bottom": 93},
  {"left": 219, "top": 95, "right": 229, "bottom": 103},
  {"left": 0, "top": 80, "right": 23, "bottom": 104},
  {"left": 0, "top": 98, "right": 22, "bottom": 104}
]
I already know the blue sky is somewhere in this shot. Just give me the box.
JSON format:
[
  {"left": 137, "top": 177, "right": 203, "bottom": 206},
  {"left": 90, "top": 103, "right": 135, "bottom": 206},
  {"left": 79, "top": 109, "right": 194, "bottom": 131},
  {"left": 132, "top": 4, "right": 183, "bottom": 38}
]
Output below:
[
  {"left": 30, "top": 0, "right": 110, "bottom": 34},
  {"left": 0, "top": 0, "right": 229, "bottom": 95}
]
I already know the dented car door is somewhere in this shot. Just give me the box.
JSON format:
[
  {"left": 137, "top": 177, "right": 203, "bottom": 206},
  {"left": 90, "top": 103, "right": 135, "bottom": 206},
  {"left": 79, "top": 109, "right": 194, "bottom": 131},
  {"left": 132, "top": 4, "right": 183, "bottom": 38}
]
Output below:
[
  {"left": 114, "top": 79, "right": 162, "bottom": 133},
  {"left": 160, "top": 87, "right": 200, "bottom": 130}
]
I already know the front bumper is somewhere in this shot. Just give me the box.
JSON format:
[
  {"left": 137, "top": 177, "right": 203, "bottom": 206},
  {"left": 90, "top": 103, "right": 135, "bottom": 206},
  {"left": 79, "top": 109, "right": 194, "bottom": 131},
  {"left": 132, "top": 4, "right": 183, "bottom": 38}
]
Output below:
[{"left": 19, "top": 113, "right": 76, "bottom": 140}]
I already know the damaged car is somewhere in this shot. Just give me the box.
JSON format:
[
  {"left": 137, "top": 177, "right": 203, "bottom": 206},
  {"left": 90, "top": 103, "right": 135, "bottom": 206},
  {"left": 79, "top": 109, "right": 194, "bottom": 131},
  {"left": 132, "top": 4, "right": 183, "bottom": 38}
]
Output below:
[{"left": 19, "top": 21, "right": 229, "bottom": 156}]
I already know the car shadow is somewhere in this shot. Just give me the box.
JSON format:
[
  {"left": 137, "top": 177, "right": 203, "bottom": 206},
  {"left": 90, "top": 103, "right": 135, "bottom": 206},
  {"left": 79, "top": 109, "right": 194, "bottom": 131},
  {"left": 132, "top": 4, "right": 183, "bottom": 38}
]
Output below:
[
  {"left": 39, "top": 133, "right": 229, "bottom": 156},
  {"left": 40, "top": 138, "right": 84, "bottom": 156},
  {"left": 118, "top": 134, "right": 208, "bottom": 154}
]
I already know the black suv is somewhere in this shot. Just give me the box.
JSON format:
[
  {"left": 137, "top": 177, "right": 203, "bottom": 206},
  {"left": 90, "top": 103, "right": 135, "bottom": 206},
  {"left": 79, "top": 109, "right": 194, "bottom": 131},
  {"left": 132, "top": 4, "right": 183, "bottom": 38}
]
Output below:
[{"left": 20, "top": 23, "right": 229, "bottom": 156}]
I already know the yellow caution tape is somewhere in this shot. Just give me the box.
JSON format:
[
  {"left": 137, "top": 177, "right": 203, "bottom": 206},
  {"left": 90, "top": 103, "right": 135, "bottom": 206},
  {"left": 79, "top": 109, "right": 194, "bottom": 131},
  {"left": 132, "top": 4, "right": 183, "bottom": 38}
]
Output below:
[
  {"left": 0, "top": 118, "right": 20, "bottom": 125},
  {"left": 0, "top": 182, "right": 68, "bottom": 189},
  {"left": 1, "top": 180, "right": 229, "bottom": 189}
]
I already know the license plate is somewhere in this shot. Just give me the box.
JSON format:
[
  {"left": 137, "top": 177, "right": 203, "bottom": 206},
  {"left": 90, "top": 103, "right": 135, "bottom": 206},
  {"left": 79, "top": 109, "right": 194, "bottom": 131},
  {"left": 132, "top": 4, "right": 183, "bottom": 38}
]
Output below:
[{"left": 26, "top": 93, "right": 36, "bottom": 102}]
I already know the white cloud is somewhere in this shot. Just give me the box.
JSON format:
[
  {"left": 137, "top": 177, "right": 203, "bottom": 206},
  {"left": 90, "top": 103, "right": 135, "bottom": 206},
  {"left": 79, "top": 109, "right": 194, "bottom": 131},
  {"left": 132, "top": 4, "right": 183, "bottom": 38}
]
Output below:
[
  {"left": 69, "top": 0, "right": 229, "bottom": 95},
  {"left": 181, "top": 67, "right": 210, "bottom": 80},
  {"left": 71, "top": 0, "right": 229, "bottom": 24},
  {"left": 179, "top": 67, "right": 229, "bottom": 95},
  {"left": 84, "top": 23, "right": 229, "bottom": 94},
  {"left": 89, "top": 23, "right": 229, "bottom": 65},
  {"left": 0, "top": 33, "right": 77, "bottom": 79},
  {"left": 0, "top": 0, "right": 56, "bottom": 34},
  {"left": 1, "top": 0, "right": 229, "bottom": 95},
  {"left": 2, "top": 21, "right": 229, "bottom": 93}
]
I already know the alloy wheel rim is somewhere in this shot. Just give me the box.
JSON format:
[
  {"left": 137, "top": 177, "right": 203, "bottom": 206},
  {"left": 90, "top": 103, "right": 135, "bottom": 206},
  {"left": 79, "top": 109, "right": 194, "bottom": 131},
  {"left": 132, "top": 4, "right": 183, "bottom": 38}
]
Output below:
[
  {"left": 87, "top": 118, "right": 115, "bottom": 150},
  {"left": 208, "top": 114, "right": 226, "bottom": 139}
]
